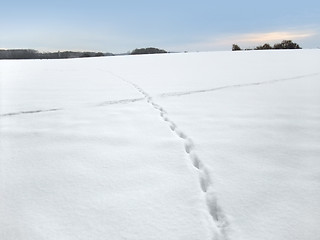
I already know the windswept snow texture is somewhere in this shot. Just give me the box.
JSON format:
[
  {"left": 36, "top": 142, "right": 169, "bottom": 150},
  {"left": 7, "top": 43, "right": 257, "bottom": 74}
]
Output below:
[{"left": 1, "top": 50, "right": 320, "bottom": 240}]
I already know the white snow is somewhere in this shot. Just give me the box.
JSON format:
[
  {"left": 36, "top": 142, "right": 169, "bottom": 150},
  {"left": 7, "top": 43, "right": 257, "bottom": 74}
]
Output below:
[{"left": 1, "top": 50, "right": 320, "bottom": 240}]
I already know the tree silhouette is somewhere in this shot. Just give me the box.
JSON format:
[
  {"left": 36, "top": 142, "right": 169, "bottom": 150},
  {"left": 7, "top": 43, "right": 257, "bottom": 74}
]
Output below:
[
  {"left": 255, "top": 43, "right": 273, "bottom": 50},
  {"left": 232, "top": 44, "right": 241, "bottom": 51},
  {"left": 131, "top": 47, "right": 167, "bottom": 55},
  {"left": 273, "top": 40, "right": 301, "bottom": 49}
]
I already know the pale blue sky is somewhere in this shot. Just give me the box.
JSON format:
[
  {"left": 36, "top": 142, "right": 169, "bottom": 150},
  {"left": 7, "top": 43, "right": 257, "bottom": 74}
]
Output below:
[{"left": 1, "top": 0, "right": 320, "bottom": 53}]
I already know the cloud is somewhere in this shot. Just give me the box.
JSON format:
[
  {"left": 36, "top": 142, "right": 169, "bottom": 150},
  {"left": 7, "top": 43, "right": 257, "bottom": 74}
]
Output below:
[
  {"left": 224, "top": 30, "right": 316, "bottom": 45},
  {"left": 172, "top": 29, "right": 318, "bottom": 52}
]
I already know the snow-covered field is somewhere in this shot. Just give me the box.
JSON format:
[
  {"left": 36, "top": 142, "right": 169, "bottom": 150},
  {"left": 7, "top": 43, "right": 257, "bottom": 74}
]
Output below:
[{"left": 1, "top": 50, "right": 319, "bottom": 240}]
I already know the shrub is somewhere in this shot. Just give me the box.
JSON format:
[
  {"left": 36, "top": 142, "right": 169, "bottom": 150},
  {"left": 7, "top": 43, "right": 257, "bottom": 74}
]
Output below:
[
  {"left": 273, "top": 40, "right": 301, "bottom": 49},
  {"left": 255, "top": 43, "right": 273, "bottom": 50},
  {"left": 232, "top": 44, "right": 241, "bottom": 51}
]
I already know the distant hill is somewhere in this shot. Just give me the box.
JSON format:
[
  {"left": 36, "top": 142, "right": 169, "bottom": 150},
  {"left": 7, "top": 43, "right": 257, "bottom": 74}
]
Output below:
[{"left": 0, "top": 49, "right": 114, "bottom": 59}]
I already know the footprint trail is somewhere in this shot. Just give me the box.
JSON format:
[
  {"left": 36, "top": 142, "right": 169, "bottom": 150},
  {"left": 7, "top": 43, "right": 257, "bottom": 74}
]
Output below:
[
  {"left": 0, "top": 108, "right": 62, "bottom": 117},
  {"left": 109, "top": 71, "right": 229, "bottom": 240},
  {"left": 159, "top": 72, "right": 319, "bottom": 98}
]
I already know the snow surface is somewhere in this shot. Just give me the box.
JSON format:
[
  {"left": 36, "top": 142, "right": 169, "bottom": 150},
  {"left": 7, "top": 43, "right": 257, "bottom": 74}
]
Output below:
[{"left": 1, "top": 50, "right": 320, "bottom": 240}]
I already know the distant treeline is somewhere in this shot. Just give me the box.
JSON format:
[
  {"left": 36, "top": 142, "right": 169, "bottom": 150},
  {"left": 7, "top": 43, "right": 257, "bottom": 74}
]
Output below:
[
  {"left": 232, "top": 40, "right": 302, "bottom": 51},
  {"left": 130, "top": 47, "right": 167, "bottom": 55},
  {"left": 0, "top": 47, "right": 170, "bottom": 59},
  {"left": 0, "top": 49, "right": 114, "bottom": 59}
]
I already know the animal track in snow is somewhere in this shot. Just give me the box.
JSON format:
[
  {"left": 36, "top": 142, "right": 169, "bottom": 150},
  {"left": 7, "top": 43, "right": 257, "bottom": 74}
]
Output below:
[
  {"left": 0, "top": 108, "right": 62, "bottom": 117},
  {"left": 109, "top": 71, "right": 229, "bottom": 240},
  {"left": 96, "top": 97, "right": 144, "bottom": 106},
  {"left": 169, "top": 122, "right": 177, "bottom": 131},
  {"left": 184, "top": 138, "right": 194, "bottom": 154},
  {"left": 175, "top": 129, "right": 188, "bottom": 140},
  {"left": 154, "top": 102, "right": 229, "bottom": 239},
  {"left": 2, "top": 97, "right": 144, "bottom": 118},
  {"left": 189, "top": 152, "right": 201, "bottom": 170},
  {"left": 159, "top": 72, "right": 320, "bottom": 98}
]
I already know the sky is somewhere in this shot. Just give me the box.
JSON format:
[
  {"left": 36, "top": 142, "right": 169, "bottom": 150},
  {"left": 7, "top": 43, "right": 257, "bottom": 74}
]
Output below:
[{"left": 1, "top": 0, "right": 320, "bottom": 53}]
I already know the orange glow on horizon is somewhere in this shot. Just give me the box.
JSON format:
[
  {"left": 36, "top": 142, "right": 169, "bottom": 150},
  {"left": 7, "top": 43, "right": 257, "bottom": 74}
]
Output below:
[{"left": 237, "top": 31, "right": 315, "bottom": 43}]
